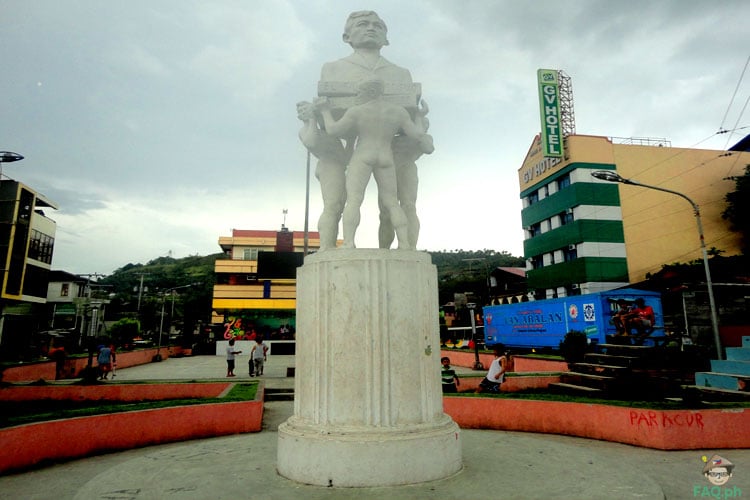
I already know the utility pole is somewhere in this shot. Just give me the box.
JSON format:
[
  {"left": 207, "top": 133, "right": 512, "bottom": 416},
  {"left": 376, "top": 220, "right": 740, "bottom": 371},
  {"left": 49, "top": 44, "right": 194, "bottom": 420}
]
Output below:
[
  {"left": 77, "top": 272, "right": 106, "bottom": 382},
  {"left": 155, "top": 283, "right": 199, "bottom": 362},
  {"left": 134, "top": 273, "right": 150, "bottom": 312}
]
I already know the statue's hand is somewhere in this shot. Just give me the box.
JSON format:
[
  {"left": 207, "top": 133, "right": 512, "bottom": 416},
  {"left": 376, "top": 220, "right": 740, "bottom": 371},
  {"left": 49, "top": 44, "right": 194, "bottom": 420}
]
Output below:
[
  {"left": 297, "top": 101, "right": 314, "bottom": 121},
  {"left": 313, "top": 96, "right": 331, "bottom": 110},
  {"left": 417, "top": 99, "right": 430, "bottom": 117}
]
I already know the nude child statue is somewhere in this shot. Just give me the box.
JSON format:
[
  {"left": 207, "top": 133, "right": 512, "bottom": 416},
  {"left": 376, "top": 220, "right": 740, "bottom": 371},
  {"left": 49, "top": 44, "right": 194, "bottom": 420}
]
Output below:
[{"left": 315, "top": 78, "right": 433, "bottom": 250}]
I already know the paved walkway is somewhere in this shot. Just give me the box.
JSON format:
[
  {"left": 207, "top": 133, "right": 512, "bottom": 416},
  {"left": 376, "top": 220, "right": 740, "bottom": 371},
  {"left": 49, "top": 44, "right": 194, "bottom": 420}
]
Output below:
[{"left": 1, "top": 355, "right": 748, "bottom": 499}]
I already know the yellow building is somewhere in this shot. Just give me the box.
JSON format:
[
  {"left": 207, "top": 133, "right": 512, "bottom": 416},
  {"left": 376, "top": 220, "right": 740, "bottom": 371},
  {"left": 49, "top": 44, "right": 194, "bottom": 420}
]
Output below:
[
  {"left": 211, "top": 227, "right": 320, "bottom": 339},
  {"left": 518, "top": 133, "right": 748, "bottom": 297}
]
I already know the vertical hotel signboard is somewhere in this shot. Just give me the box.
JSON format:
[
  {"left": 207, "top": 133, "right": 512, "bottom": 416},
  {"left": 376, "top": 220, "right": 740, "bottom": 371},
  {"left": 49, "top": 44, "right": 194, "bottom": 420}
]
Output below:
[{"left": 537, "top": 69, "right": 563, "bottom": 158}]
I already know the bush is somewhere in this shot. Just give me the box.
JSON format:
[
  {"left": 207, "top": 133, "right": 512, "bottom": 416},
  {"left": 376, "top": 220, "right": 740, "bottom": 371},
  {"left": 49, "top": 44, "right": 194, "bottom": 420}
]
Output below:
[
  {"left": 559, "top": 330, "right": 588, "bottom": 364},
  {"left": 108, "top": 318, "right": 140, "bottom": 347}
]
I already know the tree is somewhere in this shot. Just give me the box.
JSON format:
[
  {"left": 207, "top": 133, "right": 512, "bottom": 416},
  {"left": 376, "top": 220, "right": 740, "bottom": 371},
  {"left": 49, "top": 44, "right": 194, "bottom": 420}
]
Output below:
[
  {"left": 108, "top": 318, "right": 140, "bottom": 346},
  {"left": 722, "top": 164, "right": 750, "bottom": 255},
  {"left": 99, "top": 253, "right": 221, "bottom": 340},
  {"left": 430, "top": 249, "right": 525, "bottom": 305}
]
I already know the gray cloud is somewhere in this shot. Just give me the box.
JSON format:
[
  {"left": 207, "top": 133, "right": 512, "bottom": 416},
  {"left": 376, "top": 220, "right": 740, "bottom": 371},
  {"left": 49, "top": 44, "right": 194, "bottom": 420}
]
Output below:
[{"left": 2, "top": 0, "right": 748, "bottom": 273}]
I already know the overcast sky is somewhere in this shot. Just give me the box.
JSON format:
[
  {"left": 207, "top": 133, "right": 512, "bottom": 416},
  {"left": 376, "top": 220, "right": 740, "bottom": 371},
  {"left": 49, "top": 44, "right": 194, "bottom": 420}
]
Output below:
[{"left": 2, "top": 1, "right": 748, "bottom": 275}]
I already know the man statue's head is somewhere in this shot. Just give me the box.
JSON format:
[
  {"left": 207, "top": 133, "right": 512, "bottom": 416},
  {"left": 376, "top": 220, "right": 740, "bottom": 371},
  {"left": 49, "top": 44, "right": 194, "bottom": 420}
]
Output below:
[{"left": 343, "top": 11, "right": 389, "bottom": 49}]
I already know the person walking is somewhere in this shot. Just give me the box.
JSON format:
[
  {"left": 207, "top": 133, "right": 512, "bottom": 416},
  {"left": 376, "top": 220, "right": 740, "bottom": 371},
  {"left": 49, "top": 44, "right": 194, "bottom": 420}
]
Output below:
[
  {"left": 476, "top": 347, "right": 508, "bottom": 394},
  {"left": 97, "top": 344, "right": 113, "bottom": 380},
  {"left": 226, "top": 339, "right": 241, "bottom": 377},
  {"left": 250, "top": 338, "right": 268, "bottom": 376}
]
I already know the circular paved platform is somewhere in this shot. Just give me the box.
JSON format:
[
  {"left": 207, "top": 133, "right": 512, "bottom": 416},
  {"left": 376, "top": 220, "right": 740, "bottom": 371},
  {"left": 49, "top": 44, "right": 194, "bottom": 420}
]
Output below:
[{"left": 1, "top": 356, "right": 748, "bottom": 499}]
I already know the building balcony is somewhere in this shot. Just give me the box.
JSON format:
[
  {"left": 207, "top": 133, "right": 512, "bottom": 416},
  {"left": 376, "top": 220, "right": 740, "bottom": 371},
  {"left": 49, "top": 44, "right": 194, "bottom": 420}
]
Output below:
[
  {"left": 212, "top": 284, "right": 296, "bottom": 300},
  {"left": 214, "top": 259, "right": 258, "bottom": 274}
]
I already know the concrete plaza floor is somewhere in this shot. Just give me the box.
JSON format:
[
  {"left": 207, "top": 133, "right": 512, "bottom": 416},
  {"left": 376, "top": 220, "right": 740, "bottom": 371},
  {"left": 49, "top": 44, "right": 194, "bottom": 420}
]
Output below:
[{"left": 1, "top": 354, "right": 748, "bottom": 499}]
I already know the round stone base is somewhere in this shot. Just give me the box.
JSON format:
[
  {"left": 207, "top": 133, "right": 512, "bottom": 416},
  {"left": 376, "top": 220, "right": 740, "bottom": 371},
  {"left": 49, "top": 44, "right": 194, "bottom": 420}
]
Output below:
[{"left": 277, "top": 415, "right": 462, "bottom": 487}]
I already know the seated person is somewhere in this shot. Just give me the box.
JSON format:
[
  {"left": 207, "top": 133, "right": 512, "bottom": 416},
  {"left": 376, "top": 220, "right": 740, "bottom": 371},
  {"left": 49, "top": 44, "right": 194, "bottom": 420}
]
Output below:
[
  {"left": 627, "top": 298, "right": 655, "bottom": 339},
  {"left": 611, "top": 299, "right": 635, "bottom": 336}
]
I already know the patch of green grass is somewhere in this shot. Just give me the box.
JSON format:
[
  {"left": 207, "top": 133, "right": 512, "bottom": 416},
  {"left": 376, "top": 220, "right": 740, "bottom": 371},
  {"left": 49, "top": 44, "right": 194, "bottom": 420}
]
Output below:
[
  {"left": 0, "top": 382, "right": 258, "bottom": 429},
  {"left": 517, "top": 353, "right": 564, "bottom": 360}
]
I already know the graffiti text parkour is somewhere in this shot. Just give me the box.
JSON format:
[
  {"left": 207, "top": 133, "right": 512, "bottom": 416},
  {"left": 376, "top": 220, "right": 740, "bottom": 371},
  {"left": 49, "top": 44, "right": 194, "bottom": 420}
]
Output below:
[{"left": 504, "top": 309, "right": 565, "bottom": 333}]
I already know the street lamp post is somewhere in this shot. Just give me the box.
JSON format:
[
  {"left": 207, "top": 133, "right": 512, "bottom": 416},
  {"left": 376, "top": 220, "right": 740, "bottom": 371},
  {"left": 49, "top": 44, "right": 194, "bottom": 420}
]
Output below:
[
  {"left": 591, "top": 170, "right": 722, "bottom": 359},
  {"left": 462, "top": 257, "right": 492, "bottom": 303},
  {"left": 0, "top": 151, "right": 24, "bottom": 181},
  {"left": 466, "top": 302, "right": 484, "bottom": 370},
  {"left": 303, "top": 151, "right": 311, "bottom": 255}
]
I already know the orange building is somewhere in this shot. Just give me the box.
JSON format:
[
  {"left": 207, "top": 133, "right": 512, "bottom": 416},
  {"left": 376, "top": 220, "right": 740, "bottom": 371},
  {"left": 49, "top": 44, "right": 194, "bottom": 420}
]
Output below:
[{"left": 211, "top": 227, "right": 320, "bottom": 340}]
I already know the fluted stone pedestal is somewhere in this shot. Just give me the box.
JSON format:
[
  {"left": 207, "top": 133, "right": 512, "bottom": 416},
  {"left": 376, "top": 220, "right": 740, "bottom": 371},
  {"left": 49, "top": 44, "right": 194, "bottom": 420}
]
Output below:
[{"left": 277, "top": 249, "right": 462, "bottom": 487}]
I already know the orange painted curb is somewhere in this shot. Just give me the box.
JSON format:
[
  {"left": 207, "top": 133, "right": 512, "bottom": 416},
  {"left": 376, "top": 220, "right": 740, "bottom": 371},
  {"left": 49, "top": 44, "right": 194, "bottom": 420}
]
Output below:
[
  {"left": 443, "top": 397, "right": 750, "bottom": 450},
  {"left": 1, "top": 347, "right": 188, "bottom": 383},
  {"left": 0, "top": 383, "right": 264, "bottom": 474}
]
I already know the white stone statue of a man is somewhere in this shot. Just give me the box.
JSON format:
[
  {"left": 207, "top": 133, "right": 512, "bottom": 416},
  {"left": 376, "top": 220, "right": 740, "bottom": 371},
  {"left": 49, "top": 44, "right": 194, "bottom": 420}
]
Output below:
[{"left": 297, "top": 10, "right": 429, "bottom": 250}]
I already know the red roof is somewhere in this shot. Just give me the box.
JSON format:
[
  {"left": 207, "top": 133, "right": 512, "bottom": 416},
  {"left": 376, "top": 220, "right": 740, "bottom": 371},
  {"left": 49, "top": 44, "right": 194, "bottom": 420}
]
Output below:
[
  {"left": 231, "top": 229, "right": 320, "bottom": 238},
  {"left": 496, "top": 267, "right": 526, "bottom": 277}
]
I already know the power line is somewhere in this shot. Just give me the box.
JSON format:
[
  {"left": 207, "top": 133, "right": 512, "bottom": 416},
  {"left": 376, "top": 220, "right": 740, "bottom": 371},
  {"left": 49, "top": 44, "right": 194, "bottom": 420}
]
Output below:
[
  {"left": 718, "top": 55, "right": 750, "bottom": 138},
  {"left": 722, "top": 93, "right": 750, "bottom": 151}
]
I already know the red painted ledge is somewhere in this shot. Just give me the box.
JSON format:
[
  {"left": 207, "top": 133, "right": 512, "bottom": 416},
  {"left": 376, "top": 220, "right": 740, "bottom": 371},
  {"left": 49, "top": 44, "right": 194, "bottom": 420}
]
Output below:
[
  {"left": 0, "top": 384, "right": 264, "bottom": 474},
  {"left": 439, "top": 349, "right": 568, "bottom": 373},
  {"left": 456, "top": 374, "right": 560, "bottom": 393},
  {"left": 443, "top": 397, "right": 750, "bottom": 450},
  {"left": 1, "top": 347, "right": 189, "bottom": 383}
]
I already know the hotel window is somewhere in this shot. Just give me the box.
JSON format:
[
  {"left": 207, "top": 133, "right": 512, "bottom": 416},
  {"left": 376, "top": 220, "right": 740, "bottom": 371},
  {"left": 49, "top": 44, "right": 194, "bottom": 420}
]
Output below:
[
  {"left": 564, "top": 246, "right": 578, "bottom": 262},
  {"left": 531, "top": 255, "right": 544, "bottom": 270},
  {"left": 559, "top": 209, "right": 574, "bottom": 226}
]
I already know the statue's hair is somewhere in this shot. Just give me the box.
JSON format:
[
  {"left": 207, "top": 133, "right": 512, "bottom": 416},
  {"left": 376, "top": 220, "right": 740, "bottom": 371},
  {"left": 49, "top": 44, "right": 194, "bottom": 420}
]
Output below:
[{"left": 344, "top": 11, "right": 387, "bottom": 35}]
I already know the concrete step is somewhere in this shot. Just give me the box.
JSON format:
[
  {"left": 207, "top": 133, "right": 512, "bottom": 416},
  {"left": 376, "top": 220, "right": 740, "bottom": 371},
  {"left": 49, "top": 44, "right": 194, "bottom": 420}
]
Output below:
[
  {"left": 585, "top": 353, "right": 640, "bottom": 368},
  {"left": 561, "top": 372, "right": 613, "bottom": 390},
  {"left": 726, "top": 347, "right": 750, "bottom": 362},
  {"left": 694, "top": 371, "right": 744, "bottom": 391},
  {"left": 570, "top": 362, "right": 628, "bottom": 375},
  {"left": 598, "top": 343, "right": 654, "bottom": 355},
  {"left": 711, "top": 359, "right": 750, "bottom": 376},
  {"left": 547, "top": 382, "right": 604, "bottom": 396},
  {"left": 264, "top": 388, "right": 294, "bottom": 401},
  {"left": 682, "top": 385, "right": 750, "bottom": 403}
]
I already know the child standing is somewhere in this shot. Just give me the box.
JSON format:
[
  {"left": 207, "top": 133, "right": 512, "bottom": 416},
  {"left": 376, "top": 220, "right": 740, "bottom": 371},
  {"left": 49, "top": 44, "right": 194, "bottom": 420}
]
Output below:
[
  {"left": 441, "top": 356, "right": 460, "bottom": 393},
  {"left": 226, "top": 339, "right": 241, "bottom": 377},
  {"left": 251, "top": 338, "right": 268, "bottom": 376}
]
